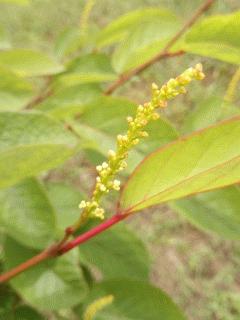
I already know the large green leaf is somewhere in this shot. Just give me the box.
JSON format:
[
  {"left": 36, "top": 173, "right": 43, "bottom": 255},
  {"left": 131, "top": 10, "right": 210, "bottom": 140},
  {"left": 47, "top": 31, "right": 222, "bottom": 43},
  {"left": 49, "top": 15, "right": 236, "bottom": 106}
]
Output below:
[
  {"left": 45, "top": 182, "right": 85, "bottom": 236},
  {"left": 171, "top": 186, "right": 240, "bottom": 240},
  {"left": 121, "top": 117, "right": 240, "bottom": 212},
  {"left": 0, "top": 68, "right": 34, "bottom": 111},
  {"left": 0, "top": 178, "right": 56, "bottom": 249},
  {"left": 38, "top": 83, "right": 101, "bottom": 120},
  {"left": 79, "top": 223, "right": 150, "bottom": 280},
  {"left": 71, "top": 96, "right": 178, "bottom": 171},
  {"left": 4, "top": 237, "right": 88, "bottom": 311},
  {"left": 0, "top": 49, "right": 64, "bottom": 77},
  {"left": 96, "top": 8, "right": 178, "bottom": 49},
  {"left": 111, "top": 9, "right": 180, "bottom": 72},
  {"left": 56, "top": 53, "right": 117, "bottom": 87},
  {"left": 0, "top": 111, "right": 77, "bottom": 189},
  {"left": 182, "top": 11, "right": 240, "bottom": 65},
  {"left": 80, "top": 279, "right": 186, "bottom": 319}
]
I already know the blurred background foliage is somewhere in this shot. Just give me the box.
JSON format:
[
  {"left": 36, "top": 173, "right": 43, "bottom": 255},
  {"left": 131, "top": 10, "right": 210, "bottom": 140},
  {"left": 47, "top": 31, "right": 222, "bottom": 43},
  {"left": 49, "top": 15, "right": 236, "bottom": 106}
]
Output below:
[{"left": 0, "top": 1, "right": 240, "bottom": 319}]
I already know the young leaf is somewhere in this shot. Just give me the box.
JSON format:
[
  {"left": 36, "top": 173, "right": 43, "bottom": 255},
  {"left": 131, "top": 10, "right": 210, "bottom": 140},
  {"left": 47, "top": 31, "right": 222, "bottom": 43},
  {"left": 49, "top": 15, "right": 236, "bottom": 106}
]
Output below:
[
  {"left": 182, "top": 11, "right": 240, "bottom": 65},
  {"left": 96, "top": 8, "right": 178, "bottom": 49},
  {"left": 0, "top": 111, "right": 77, "bottom": 189},
  {"left": 79, "top": 224, "right": 150, "bottom": 280},
  {"left": 80, "top": 279, "right": 186, "bottom": 319},
  {"left": 56, "top": 53, "right": 117, "bottom": 87},
  {"left": 38, "top": 83, "right": 101, "bottom": 120},
  {"left": 4, "top": 237, "right": 88, "bottom": 311},
  {"left": 0, "top": 178, "right": 56, "bottom": 249},
  {"left": 0, "top": 68, "right": 34, "bottom": 111},
  {"left": 171, "top": 186, "right": 240, "bottom": 240},
  {"left": 54, "top": 27, "right": 84, "bottom": 59},
  {"left": 111, "top": 9, "right": 180, "bottom": 72},
  {"left": 0, "top": 49, "right": 64, "bottom": 77},
  {"left": 121, "top": 117, "right": 240, "bottom": 212}
]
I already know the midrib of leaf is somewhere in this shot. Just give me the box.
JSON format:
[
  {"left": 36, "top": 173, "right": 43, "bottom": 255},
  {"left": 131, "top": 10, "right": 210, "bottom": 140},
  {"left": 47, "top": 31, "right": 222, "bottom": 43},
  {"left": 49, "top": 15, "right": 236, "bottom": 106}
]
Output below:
[{"left": 122, "top": 154, "right": 240, "bottom": 213}]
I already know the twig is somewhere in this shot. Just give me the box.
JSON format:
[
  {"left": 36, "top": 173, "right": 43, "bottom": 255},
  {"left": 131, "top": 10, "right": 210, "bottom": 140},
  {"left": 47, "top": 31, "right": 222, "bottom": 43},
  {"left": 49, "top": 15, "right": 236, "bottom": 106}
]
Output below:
[
  {"left": 104, "top": 0, "right": 215, "bottom": 95},
  {"left": 0, "top": 211, "right": 129, "bottom": 283},
  {"left": 25, "top": 76, "right": 53, "bottom": 109},
  {"left": 104, "top": 50, "right": 185, "bottom": 95}
]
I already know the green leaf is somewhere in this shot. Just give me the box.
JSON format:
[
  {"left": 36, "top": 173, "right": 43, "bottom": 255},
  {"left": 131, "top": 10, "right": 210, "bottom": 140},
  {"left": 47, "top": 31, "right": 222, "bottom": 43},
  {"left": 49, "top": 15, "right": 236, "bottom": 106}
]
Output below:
[
  {"left": 4, "top": 237, "right": 88, "bottom": 311},
  {"left": 0, "top": 49, "right": 64, "bottom": 77},
  {"left": 38, "top": 83, "right": 102, "bottom": 120},
  {"left": 0, "top": 286, "right": 17, "bottom": 318},
  {"left": 11, "top": 306, "right": 44, "bottom": 320},
  {"left": 121, "top": 117, "right": 240, "bottom": 212},
  {"left": 182, "top": 11, "right": 240, "bottom": 65},
  {"left": 70, "top": 96, "right": 178, "bottom": 171},
  {"left": 79, "top": 224, "right": 150, "bottom": 280},
  {"left": 111, "top": 9, "right": 180, "bottom": 72},
  {"left": 54, "top": 27, "right": 84, "bottom": 59},
  {"left": 182, "top": 96, "right": 239, "bottom": 133},
  {"left": 171, "top": 186, "right": 240, "bottom": 240},
  {"left": 0, "top": 178, "right": 56, "bottom": 249},
  {"left": 0, "top": 111, "right": 77, "bottom": 189},
  {"left": 80, "top": 279, "right": 186, "bottom": 319},
  {"left": 45, "top": 182, "right": 84, "bottom": 235},
  {"left": 96, "top": 8, "right": 178, "bottom": 49},
  {"left": 182, "top": 96, "right": 223, "bottom": 133},
  {"left": 0, "top": 68, "right": 34, "bottom": 111},
  {"left": 55, "top": 24, "right": 99, "bottom": 59},
  {"left": 56, "top": 53, "right": 117, "bottom": 87}
]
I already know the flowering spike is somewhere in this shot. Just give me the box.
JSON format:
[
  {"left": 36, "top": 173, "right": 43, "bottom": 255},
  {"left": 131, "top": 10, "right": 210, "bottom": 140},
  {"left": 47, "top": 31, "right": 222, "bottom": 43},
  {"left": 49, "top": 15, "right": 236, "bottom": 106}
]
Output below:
[
  {"left": 83, "top": 295, "right": 114, "bottom": 320},
  {"left": 75, "top": 64, "right": 205, "bottom": 228}
]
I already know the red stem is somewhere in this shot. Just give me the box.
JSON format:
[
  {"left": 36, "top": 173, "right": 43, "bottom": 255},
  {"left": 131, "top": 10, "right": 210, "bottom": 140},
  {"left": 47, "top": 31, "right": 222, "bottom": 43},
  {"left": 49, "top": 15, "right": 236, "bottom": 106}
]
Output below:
[
  {"left": 60, "top": 212, "right": 129, "bottom": 254},
  {"left": 0, "top": 212, "right": 129, "bottom": 283}
]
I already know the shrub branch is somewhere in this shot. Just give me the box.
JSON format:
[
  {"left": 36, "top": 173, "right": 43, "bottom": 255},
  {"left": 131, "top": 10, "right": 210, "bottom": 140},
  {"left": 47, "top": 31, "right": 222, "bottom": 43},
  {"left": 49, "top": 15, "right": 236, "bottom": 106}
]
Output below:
[
  {"left": 104, "top": 0, "right": 215, "bottom": 95},
  {"left": 0, "top": 64, "right": 205, "bottom": 283}
]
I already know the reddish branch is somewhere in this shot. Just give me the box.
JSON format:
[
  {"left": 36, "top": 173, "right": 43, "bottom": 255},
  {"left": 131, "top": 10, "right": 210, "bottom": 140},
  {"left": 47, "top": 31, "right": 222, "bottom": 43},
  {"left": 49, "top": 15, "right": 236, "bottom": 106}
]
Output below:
[
  {"left": 105, "top": 0, "right": 215, "bottom": 95},
  {"left": 0, "top": 212, "right": 129, "bottom": 283},
  {"left": 25, "top": 76, "right": 53, "bottom": 109},
  {"left": 104, "top": 51, "right": 185, "bottom": 95},
  {"left": 0, "top": 0, "right": 215, "bottom": 284}
]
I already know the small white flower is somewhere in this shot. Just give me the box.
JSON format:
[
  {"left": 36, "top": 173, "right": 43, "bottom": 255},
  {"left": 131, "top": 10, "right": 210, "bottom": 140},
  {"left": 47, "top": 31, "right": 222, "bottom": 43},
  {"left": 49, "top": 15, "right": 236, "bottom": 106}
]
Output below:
[
  {"left": 102, "top": 162, "right": 108, "bottom": 169},
  {"left": 108, "top": 150, "right": 116, "bottom": 158},
  {"left": 79, "top": 200, "right": 87, "bottom": 209},
  {"left": 94, "top": 208, "right": 105, "bottom": 219},
  {"left": 113, "top": 179, "right": 121, "bottom": 191},
  {"left": 100, "top": 184, "right": 107, "bottom": 192},
  {"left": 96, "top": 165, "right": 102, "bottom": 172},
  {"left": 151, "top": 82, "right": 158, "bottom": 90},
  {"left": 127, "top": 116, "right": 133, "bottom": 123}
]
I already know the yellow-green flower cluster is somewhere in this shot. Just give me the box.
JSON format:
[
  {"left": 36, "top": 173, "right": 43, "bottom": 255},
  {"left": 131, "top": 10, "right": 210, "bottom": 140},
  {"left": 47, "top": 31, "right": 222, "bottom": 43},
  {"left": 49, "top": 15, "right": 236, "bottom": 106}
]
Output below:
[
  {"left": 76, "top": 64, "right": 205, "bottom": 227},
  {"left": 83, "top": 295, "right": 114, "bottom": 320}
]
